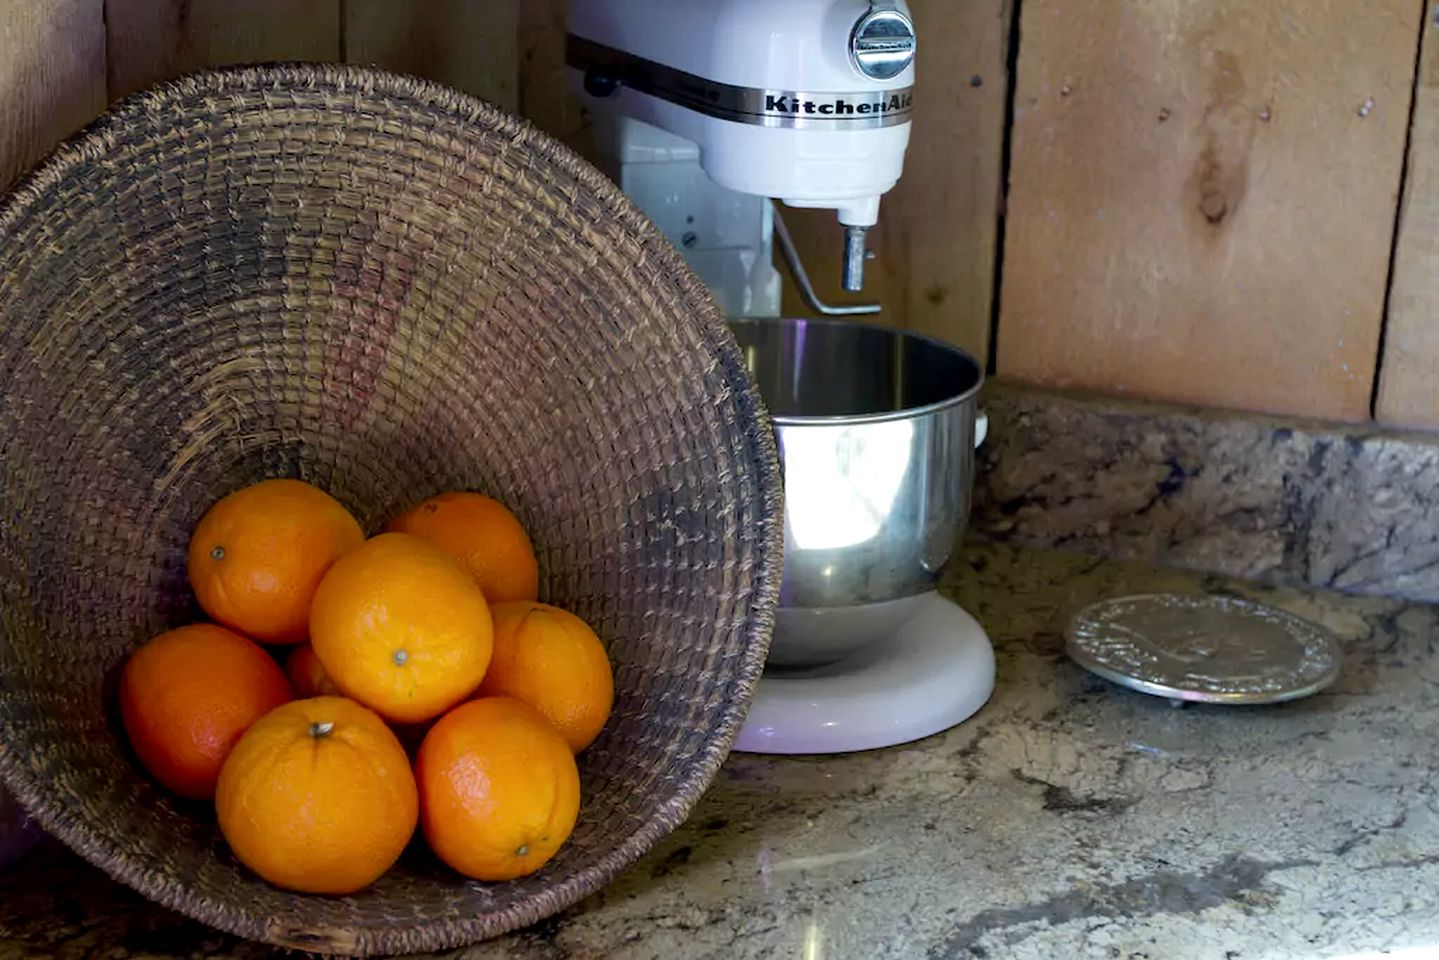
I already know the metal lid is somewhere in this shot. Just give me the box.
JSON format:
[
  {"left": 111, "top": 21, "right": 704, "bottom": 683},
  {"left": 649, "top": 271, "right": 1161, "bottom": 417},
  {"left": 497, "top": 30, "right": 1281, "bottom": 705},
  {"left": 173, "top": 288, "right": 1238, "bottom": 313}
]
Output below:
[{"left": 1065, "top": 593, "right": 1342, "bottom": 704}]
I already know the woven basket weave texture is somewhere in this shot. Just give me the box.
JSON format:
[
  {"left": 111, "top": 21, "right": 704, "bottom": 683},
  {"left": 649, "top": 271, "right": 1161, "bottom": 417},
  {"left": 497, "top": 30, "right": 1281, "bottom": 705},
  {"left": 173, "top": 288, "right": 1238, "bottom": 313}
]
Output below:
[{"left": 0, "top": 64, "right": 782, "bottom": 955}]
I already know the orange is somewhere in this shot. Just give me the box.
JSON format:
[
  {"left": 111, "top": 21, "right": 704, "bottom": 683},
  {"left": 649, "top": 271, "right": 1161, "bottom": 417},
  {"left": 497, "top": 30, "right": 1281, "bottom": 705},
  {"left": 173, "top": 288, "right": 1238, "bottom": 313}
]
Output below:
[
  {"left": 119, "top": 624, "right": 292, "bottom": 799},
  {"left": 216, "top": 697, "right": 418, "bottom": 895},
  {"left": 284, "top": 644, "right": 340, "bottom": 698},
  {"left": 188, "top": 479, "right": 364, "bottom": 644},
  {"left": 385, "top": 492, "right": 538, "bottom": 604},
  {"left": 415, "top": 697, "right": 580, "bottom": 881},
  {"left": 309, "top": 533, "right": 493, "bottom": 724},
  {"left": 477, "top": 601, "right": 614, "bottom": 753}
]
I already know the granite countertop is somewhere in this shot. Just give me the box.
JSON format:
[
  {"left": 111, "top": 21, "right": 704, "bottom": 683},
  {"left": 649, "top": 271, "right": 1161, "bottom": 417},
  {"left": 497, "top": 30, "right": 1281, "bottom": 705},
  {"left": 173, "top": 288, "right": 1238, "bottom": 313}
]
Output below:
[{"left": 3, "top": 542, "right": 1437, "bottom": 959}]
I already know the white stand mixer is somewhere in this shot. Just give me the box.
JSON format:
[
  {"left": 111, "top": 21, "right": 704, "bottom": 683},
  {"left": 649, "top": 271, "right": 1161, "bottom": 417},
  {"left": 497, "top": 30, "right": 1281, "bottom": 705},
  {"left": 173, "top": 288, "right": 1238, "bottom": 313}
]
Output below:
[{"left": 569, "top": 0, "right": 994, "bottom": 754}]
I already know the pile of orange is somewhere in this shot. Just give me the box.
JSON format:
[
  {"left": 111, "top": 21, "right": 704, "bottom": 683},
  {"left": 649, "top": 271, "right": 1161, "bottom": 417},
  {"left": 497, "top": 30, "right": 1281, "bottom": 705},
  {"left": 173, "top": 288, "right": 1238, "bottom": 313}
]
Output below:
[{"left": 118, "top": 479, "right": 614, "bottom": 895}]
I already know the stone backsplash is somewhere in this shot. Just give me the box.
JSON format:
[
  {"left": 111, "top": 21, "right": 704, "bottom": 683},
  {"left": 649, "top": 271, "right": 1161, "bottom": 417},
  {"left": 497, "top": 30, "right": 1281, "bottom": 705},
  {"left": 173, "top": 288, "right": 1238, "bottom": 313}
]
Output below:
[{"left": 972, "top": 383, "right": 1439, "bottom": 602}]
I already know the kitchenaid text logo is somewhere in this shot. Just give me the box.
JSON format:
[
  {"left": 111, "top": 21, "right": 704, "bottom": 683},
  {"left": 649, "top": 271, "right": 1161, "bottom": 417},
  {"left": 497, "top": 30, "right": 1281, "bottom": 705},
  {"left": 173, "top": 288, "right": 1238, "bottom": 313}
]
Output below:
[{"left": 763, "top": 91, "right": 913, "bottom": 117}]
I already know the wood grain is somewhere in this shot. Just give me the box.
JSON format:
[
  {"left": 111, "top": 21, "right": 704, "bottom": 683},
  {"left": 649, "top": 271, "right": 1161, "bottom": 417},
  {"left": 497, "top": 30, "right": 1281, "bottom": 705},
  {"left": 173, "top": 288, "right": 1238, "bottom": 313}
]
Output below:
[
  {"left": 105, "top": 0, "right": 340, "bottom": 99},
  {"left": 996, "top": 0, "right": 1421, "bottom": 421},
  {"left": 514, "top": 0, "right": 1009, "bottom": 356},
  {"left": 779, "top": 0, "right": 1011, "bottom": 360},
  {"left": 0, "top": 0, "right": 106, "bottom": 192},
  {"left": 517, "top": 0, "right": 592, "bottom": 154},
  {"left": 881, "top": 0, "right": 1011, "bottom": 355},
  {"left": 345, "top": 0, "right": 518, "bottom": 111},
  {"left": 1377, "top": 7, "right": 1439, "bottom": 429}
]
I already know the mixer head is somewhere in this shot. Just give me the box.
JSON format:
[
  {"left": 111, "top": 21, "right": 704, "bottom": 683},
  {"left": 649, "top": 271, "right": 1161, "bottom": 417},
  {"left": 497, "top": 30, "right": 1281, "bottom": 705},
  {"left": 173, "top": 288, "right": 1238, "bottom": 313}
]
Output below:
[{"left": 568, "top": 0, "right": 916, "bottom": 293}]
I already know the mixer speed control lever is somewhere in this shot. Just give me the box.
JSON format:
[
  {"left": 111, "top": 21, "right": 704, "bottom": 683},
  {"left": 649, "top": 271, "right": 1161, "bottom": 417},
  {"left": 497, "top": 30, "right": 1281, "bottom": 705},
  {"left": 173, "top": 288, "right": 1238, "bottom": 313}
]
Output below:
[{"left": 850, "top": 2, "right": 916, "bottom": 81}]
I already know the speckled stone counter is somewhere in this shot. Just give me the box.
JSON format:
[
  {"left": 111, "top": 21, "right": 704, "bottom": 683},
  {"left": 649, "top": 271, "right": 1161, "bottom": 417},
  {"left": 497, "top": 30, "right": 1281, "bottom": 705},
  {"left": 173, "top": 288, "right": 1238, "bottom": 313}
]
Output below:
[{"left": 3, "top": 543, "right": 1437, "bottom": 959}]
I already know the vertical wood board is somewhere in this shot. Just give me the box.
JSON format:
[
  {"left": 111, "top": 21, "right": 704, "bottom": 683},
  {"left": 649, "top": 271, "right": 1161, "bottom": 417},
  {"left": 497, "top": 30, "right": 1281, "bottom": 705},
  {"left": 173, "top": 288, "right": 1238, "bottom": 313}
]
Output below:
[
  {"left": 105, "top": 0, "right": 340, "bottom": 99},
  {"left": 345, "top": 0, "right": 518, "bottom": 111},
  {"left": 516, "top": 0, "right": 1009, "bottom": 357},
  {"left": 997, "top": 0, "right": 1421, "bottom": 421},
  {"left": 779, "top": 0, "right": 1011, "bottom": 360},
  {"left": 1378, "top": 4, "right": 1439, "bottom": 429},
  {"left": 517, "top": 0, "right": 592, "bottom": 155},
  {"left": 0, "top": 0, "right": 106, "bottom": 193},
  {"left": 885, "top": 0, "right": 1010, "bottom": 355}
]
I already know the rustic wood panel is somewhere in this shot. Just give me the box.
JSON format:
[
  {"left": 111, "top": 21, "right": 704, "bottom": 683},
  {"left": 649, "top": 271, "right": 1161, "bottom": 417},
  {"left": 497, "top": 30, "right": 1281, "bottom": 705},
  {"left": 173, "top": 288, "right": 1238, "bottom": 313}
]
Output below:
[
  {"left": 0, "top": 0, "right": 106, "bottom": 192},
  {"left": 345, "top": 0, "right": 518, "bottom": 111},
  {"left": 516, "top": 0, "right": 1009, "bottom": 355},
  {"left": 997, "top": 0, "right": 1421, "bottom": 422},
  {"left": 105, "top": 0, "right": 340, "bottom": 99},
  {"left": 517, "top": 0, "right": 591, "bottom": 154},
  {"left": 885, "top": 0, "right": 1010, "bottom": 355},
  {"left": 780, "top": 0, "right": 1011, "bottom": 359},
  {"left": 1377, "top": 6, "right": 1439, "bottom": 429}
]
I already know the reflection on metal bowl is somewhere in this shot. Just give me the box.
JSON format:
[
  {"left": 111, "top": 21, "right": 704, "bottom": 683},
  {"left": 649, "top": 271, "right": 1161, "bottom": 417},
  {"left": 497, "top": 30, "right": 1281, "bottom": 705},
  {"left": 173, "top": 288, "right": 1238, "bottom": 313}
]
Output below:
[{"left": 729, "top": 317, "right": 984, "bottom": 668}]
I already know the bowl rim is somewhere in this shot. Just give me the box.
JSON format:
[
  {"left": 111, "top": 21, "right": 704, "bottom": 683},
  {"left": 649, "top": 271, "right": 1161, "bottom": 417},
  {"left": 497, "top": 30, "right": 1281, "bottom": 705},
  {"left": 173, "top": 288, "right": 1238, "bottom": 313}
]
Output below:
[{"left": 727, "top": 315, "right": 986, "bottom": 426}]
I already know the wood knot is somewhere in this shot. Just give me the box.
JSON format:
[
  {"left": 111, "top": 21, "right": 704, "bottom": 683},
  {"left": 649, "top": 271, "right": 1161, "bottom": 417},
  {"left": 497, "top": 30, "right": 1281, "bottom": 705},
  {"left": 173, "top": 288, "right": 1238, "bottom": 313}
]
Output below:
[{"left": 1200, "top": 189, "right": 1229, "bottom": 224}]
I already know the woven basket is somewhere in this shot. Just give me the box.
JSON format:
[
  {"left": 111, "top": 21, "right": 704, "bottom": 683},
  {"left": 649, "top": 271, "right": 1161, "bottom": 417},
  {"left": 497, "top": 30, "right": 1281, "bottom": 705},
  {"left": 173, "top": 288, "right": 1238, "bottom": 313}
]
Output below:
[{"left": 0, "top": 64, "right": 782, "bottom": 955}]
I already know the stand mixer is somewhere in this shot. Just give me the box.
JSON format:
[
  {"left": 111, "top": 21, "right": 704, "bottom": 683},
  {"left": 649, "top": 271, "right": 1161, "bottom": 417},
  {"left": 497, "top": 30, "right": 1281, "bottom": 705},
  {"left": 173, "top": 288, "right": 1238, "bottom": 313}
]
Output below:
[{"left": 569, "top": 0, "right": 995, "bottom": 753}]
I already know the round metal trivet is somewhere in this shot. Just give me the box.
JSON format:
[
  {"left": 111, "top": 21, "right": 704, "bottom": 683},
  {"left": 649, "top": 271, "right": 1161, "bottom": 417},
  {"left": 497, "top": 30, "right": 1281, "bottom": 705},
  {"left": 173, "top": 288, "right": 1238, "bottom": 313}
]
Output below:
[{"left": 1065, "top": 593, "right": 1342, "bottom": 704}]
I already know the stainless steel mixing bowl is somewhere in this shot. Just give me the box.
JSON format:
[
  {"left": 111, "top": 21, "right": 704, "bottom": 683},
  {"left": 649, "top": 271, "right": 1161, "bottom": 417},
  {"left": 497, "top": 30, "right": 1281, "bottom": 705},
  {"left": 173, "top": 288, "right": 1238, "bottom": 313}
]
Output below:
[{"left": 729, "top": 317, "right": 984, "bottom": 668}]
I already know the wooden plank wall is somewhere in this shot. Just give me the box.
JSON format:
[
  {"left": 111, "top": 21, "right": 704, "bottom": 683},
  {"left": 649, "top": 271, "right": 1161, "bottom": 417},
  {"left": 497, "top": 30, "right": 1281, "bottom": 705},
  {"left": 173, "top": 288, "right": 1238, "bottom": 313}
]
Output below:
[
  {"left": 780, "top": 0, "right": 1010, "bottom": 360},
  {"left": 996, "top": 0, "right": 1422, "bottom": 422},
  {"left": 105, "top": 0, "right": 340, "bottom": 99},
  {"left": 509, "top": 0, "right": 1012, "bottom": 359},
  {"left": 346, "top": 0, "right": 518, "bottom": 111},
  {"left": 888, "top": 0, "right": 1010, "bottom": 358},
  {"left": 0, "top": 0, "right": 1008, "bottom": 365},
  {"left": 516, "top": 0, "right": 591, "bottom": 154},
  {"left": 4, "top": 1, "right": 1439, "bottom": 429},
  {"left": 1, "top": 0, "right": 520, "bottom": 199},
  {"left": 1378, "top": 6, "right": 1439, "bottom": 430},
  {"left": 0, "top": 0, "right": 106, "bottom": 192}
]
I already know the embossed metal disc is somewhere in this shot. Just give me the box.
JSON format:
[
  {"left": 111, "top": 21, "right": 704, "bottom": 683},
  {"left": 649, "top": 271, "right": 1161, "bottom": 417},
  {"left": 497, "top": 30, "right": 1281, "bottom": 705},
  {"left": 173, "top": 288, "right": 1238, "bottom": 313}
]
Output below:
[{"left": 1065, "top": 594, "right": 1342, "bottom": 704}]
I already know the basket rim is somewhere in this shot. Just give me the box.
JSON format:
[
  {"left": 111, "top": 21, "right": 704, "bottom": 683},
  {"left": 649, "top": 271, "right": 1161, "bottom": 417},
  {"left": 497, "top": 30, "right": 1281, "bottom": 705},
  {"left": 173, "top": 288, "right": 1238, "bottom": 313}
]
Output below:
[{"left": 0, "top": 60, "right": 784, "bottom": 956}]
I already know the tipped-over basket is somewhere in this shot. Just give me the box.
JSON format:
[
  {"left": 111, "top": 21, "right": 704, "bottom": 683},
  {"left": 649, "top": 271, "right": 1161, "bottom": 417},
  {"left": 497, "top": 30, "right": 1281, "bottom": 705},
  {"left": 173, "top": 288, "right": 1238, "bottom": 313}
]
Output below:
[{"left": 0, "top": 64, "right": 782, "bottom": 955}]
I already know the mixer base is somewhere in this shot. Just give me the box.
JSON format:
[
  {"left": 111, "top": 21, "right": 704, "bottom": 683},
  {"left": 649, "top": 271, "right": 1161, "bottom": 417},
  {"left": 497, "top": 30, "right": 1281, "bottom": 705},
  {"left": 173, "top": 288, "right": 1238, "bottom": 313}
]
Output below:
[{"left": 733, "top": 593, "right": 995, "bottom": 755}]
